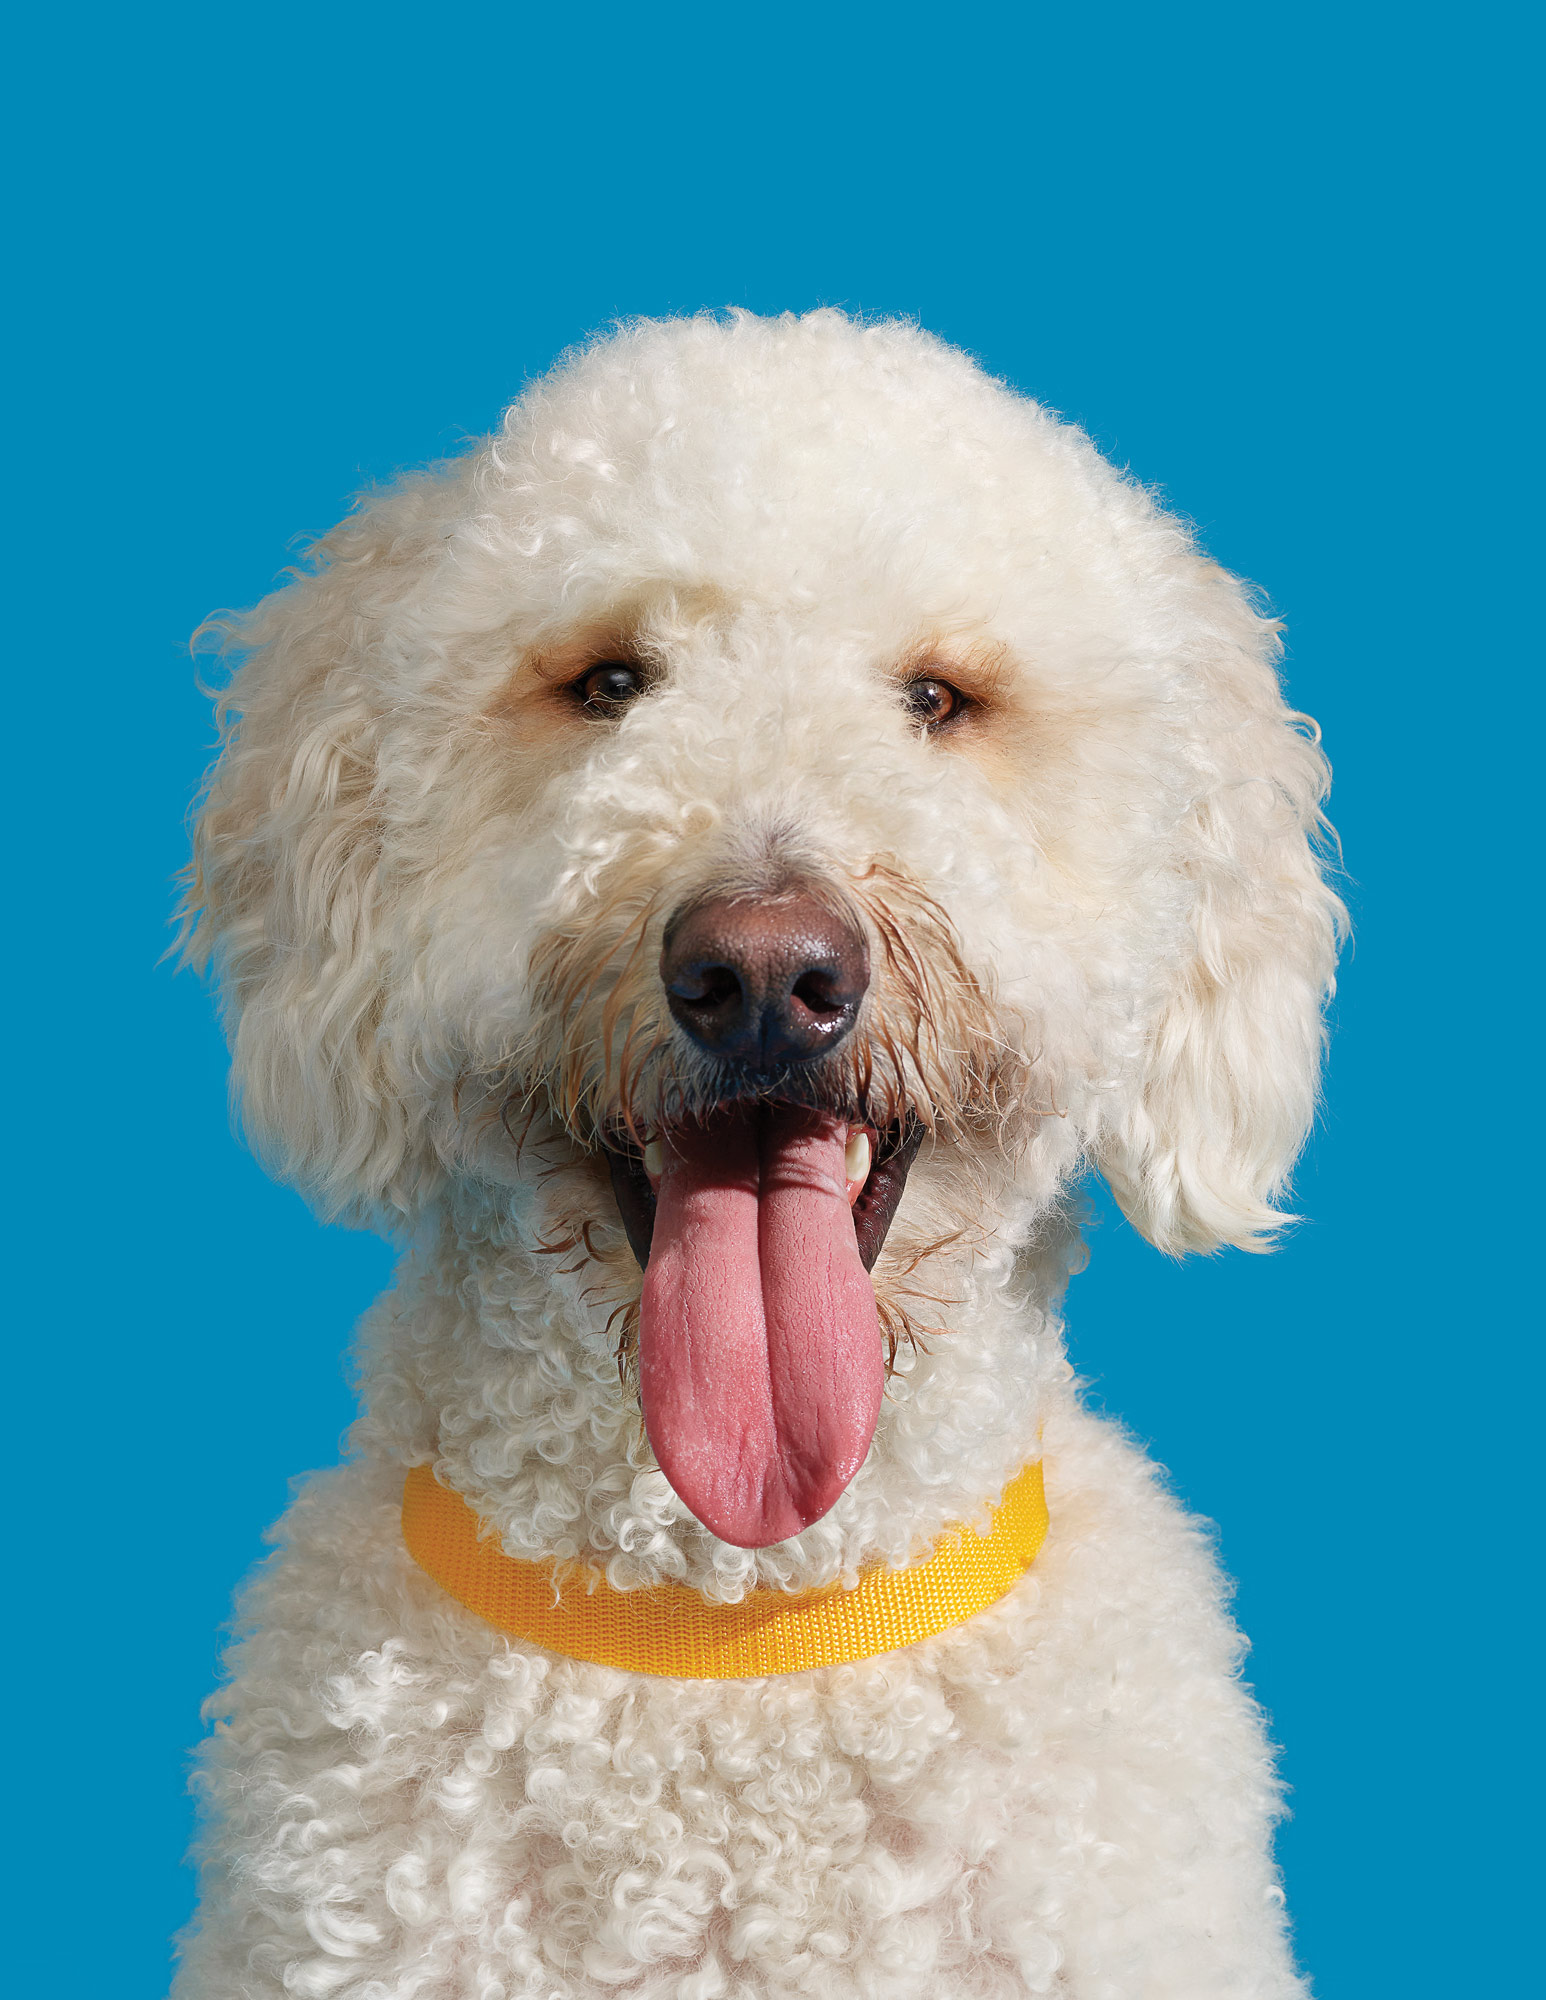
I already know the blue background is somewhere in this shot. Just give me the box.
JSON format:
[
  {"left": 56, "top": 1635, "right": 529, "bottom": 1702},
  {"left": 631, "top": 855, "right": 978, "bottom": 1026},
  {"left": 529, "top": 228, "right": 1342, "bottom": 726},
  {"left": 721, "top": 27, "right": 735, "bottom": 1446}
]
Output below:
[{"left": 8, "top": 4, "right": 1537, "bottom": 1993}]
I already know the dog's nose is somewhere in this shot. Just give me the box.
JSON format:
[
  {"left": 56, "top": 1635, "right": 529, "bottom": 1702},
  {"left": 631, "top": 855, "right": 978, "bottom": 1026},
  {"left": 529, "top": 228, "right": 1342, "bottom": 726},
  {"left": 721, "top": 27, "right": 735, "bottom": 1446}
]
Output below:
[{"left": 662, "top": 892, "right": 869, "bottom": 1068}]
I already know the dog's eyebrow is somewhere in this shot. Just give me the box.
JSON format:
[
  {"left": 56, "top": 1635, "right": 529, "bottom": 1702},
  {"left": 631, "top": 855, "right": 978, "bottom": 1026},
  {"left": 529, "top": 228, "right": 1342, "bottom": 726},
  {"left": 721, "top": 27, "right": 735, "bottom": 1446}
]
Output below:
[
  {"left": 485, "top": 628, "right": 651, "bottom": 723},
  {"left": 893, "top": 638, "right": 1014, "bottom": 702},
  {"left": 523, "top": 631, "right": 644, "bottom": 685}
]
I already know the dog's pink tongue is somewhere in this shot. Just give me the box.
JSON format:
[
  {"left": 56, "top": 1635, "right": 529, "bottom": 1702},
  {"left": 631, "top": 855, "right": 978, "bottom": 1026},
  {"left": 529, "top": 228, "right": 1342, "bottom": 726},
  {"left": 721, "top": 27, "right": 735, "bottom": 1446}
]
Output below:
[{"left": 639, "top": 1108, "right": 883, "bottom": 1548}]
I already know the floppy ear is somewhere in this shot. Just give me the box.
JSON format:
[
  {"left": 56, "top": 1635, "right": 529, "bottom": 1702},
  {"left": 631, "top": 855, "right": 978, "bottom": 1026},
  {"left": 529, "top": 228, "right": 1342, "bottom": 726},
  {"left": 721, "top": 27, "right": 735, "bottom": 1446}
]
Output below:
[
  {"left": 181, "top": 481, "right": 445, "bottom": 1222},
  {"left": 1095, "top": 567, "right": 1347, "bottom": 1255}
]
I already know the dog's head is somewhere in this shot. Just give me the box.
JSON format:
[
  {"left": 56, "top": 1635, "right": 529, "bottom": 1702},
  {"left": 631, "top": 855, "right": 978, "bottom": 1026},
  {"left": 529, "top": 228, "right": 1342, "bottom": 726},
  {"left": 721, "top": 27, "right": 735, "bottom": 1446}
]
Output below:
[{"left": 185, "top": 311, "right": 1342, "bottom": 1547}]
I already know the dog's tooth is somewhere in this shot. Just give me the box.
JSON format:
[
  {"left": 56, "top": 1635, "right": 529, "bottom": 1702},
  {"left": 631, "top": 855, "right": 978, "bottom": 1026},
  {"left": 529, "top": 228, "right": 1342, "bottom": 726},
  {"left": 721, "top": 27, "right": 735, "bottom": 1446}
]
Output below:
[
  {"left": 844, "top": 1129, "right": 871, "bottom": 1185},
  {"left": 643, "top": 1139, "right": 664, "bottom": 1180}
]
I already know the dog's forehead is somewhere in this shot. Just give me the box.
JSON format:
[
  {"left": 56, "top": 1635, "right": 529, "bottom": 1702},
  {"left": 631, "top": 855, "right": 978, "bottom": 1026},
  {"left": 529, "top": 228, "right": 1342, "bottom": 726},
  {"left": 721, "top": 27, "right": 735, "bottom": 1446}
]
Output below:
[{"left": 478, "top": 315, "right": 1121, "bottom": 621}]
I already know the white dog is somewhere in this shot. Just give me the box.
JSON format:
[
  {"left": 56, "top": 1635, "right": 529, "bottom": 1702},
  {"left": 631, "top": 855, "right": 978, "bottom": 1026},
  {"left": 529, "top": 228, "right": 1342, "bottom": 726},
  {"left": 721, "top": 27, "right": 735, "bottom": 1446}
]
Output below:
[{"left": 175, "top": 310, "right": 1342, "bottom": 1999}]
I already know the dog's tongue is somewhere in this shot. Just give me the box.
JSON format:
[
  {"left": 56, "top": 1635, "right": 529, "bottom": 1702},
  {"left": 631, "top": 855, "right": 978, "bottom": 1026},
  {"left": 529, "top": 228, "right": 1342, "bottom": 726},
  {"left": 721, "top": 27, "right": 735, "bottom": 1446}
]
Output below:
[{"left": 639, "top": 1107, "right": 883, "bottom": 1548}]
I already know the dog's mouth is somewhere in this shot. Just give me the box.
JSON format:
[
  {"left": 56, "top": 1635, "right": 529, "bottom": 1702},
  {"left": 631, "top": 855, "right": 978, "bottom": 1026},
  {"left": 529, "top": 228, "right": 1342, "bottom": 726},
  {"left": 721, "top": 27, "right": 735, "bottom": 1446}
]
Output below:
[{"left": 601, "top": 1106, "right": 923, "bottom": 1549}]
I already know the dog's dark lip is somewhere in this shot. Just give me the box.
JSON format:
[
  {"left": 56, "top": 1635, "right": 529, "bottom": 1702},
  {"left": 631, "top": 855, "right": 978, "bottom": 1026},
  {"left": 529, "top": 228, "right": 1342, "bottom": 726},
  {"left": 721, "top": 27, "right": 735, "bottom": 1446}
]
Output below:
[
  {"left": 602, "top": 1142, "right": 659, "bottom": 1274},
  {"left": 600, "top": 1111, "right": 924, "bottom": 1275}
]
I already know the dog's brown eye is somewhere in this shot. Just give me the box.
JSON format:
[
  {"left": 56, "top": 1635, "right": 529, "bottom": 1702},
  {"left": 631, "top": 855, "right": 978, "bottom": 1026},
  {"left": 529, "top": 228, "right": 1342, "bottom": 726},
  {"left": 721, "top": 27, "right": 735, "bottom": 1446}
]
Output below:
[
  {"left": 576, "top": 661, "right": 645, "bottom": 714},
  {"left": 902, "top": 676, "right": 967, "bottom": 731}
]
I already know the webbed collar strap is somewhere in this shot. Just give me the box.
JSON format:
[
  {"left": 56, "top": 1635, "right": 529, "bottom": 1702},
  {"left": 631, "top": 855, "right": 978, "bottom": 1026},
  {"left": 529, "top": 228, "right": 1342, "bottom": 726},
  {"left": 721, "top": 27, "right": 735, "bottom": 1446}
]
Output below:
[{"left": 402, "top": 1458, "right": 1048, "bottom": 1680}]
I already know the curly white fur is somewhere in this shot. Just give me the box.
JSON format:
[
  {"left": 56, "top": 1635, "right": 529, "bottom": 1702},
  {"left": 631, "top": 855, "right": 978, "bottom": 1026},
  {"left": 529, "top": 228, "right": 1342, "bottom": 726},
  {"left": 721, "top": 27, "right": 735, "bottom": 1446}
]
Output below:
[{"left": 175, "top": 310, "right": 1342, "bottom": 1997}]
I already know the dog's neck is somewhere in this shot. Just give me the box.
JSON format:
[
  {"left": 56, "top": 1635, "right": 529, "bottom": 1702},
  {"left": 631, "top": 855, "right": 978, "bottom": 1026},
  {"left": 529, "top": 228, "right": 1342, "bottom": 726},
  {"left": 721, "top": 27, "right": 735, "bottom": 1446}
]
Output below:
[{"left": 352, "top": 1165, "right": 1074, "bottom": 1600}]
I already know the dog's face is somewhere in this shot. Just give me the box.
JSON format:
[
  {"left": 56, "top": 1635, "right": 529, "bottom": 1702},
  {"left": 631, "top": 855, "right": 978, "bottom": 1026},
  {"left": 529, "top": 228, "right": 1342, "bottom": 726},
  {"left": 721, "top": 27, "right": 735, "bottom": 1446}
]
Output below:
[{"left": 187, "top": 313, "right": 1341, "bottom": 1547}]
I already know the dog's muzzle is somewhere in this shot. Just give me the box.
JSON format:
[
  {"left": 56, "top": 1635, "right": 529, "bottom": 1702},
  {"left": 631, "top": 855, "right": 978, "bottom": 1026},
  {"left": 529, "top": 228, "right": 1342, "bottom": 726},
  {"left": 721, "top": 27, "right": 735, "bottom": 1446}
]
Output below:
[{"left": 596, "top": 885, "right": 924, "bottom": 1551}]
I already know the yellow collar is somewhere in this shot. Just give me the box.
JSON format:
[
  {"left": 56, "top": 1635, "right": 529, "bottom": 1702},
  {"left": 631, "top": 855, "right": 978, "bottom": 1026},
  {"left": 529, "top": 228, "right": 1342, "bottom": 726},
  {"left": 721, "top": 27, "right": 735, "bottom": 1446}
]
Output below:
[{"left": 402, "top": 1458, "right": 1048, "bottom": 1679}]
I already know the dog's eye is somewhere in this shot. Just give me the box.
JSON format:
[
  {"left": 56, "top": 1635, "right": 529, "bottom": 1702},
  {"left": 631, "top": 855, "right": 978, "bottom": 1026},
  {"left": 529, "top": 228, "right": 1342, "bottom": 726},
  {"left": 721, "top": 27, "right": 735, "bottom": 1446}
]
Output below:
[
  {"left": 902, "top": 676, "right": 967, "bottom": 731},
  {"left": 575, "top": 661, "right": 646, "bottom": 715}
]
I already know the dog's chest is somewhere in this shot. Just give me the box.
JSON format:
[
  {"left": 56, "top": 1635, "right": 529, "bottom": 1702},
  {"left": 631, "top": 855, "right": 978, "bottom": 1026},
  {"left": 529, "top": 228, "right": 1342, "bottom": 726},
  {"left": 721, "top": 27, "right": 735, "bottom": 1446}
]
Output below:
[
  {"left": 182, "top": 1427, "right": 1303, "bottom": 1999},
  {"left": 198, "top": 1460, "right": 1088, "bottom": 1996}
]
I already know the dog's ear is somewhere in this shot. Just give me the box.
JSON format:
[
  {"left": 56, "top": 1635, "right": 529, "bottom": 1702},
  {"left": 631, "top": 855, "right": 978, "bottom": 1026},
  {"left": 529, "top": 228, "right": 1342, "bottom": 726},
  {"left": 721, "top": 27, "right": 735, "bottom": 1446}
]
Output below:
[
  {"left": 181, "top": 479, "right": 445, "bottom": 1222},
  {"left": 1094, "top": 564, "right": 1346, "bottom": 1255}
]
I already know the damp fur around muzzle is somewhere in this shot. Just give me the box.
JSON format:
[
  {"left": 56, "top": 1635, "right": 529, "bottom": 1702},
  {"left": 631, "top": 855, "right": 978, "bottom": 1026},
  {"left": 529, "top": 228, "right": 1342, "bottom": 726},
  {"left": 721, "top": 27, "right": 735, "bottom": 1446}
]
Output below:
[
  {"left": 497, "top": 854, "right": 1032, "bottom": 1397},
  {"left": 513, "top": 856, "right": 1032, "bottom": 1159}
]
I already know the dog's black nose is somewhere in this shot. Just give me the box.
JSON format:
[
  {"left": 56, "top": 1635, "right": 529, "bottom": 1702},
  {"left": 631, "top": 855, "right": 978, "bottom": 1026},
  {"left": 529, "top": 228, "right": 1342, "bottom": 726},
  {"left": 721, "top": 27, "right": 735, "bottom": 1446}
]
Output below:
[{"left": 662, "top": 891, "right": 869, "bottom": 1068}]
